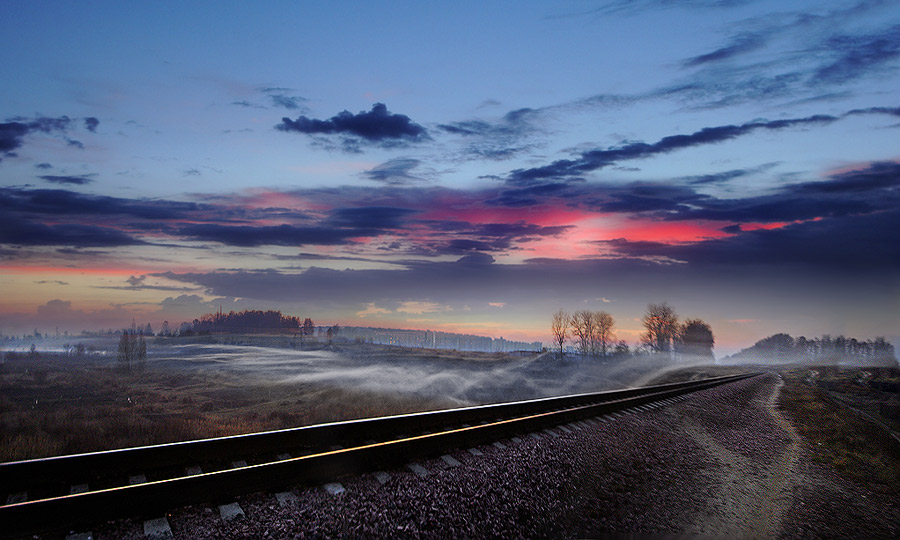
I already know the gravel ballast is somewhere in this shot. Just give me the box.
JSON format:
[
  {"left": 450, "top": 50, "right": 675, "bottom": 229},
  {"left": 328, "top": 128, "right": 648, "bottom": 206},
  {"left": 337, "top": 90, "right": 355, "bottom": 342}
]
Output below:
[{"left": 64, "top": 374, "right": 899, "bottom": 538}]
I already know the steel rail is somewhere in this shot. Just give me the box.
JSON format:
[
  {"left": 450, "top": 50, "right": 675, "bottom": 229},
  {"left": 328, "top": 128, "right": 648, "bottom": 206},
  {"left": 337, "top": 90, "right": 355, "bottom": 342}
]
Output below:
[
  {"left": 0, "top": 372, "right": 757, "bottom": 538},
  {"left": 0, "top": 373, "right": 747, "bottom": 489}
]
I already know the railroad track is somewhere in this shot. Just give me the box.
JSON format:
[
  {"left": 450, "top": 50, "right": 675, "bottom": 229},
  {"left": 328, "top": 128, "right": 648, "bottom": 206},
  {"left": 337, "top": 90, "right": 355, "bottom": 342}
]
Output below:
[{"left": 0, "top": 372, "right": 756, "bottom": 538}]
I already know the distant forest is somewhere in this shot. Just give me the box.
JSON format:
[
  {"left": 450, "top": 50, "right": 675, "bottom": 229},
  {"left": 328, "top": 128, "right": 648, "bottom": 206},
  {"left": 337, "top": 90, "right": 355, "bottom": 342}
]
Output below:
[
  {"left": 181, "top": 310, "right": 310, "bottom": 335},
  {"left": 726, "top": 333, "right": 897, "bottom": 366}
]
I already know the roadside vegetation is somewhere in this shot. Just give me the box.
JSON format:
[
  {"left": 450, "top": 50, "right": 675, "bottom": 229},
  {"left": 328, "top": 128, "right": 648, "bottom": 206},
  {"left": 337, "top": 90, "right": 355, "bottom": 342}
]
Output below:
[{"left": 779, "top": 367, "right": 900, "bottom": 495}]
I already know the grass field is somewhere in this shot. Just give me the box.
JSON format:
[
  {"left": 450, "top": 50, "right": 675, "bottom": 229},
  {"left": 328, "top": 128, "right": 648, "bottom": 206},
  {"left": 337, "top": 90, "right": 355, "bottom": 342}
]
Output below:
[
  {"left": 0, "top": 351, "right": 454, "bottom": 462},
  {"left": 778, "top": 366, "right": 900, "bottom": 495}
]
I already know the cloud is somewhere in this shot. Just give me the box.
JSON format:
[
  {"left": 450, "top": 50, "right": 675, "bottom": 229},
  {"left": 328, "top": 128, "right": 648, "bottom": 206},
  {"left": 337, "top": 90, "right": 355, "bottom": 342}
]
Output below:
[
  {"left": 0, "top": 188, "right": 203, "bottom": 220},
  {"left": 396, "top": 301, "right": 452, "bottom": 315},
  {"left": 0, "top": 116, "right": 73, "bottom": 158},
  {"left": 438, "top": 107, "right": 540, "bottom": 160},
  {"left": 456, "top": 252, "right": 495, "bottom": 265},
  {"left": 277, "top": 103, "right": 428, "bottom": 150},
  {"left": 363, "top": 158, "right": 429, "bottom": 185},
  {"left": 0, "top": 217, "right": 145, "bottom": 247},
  {"left": 34, "top": 162, "right": 52, "bottom": 170},
  {"left": 509, "top": 113, "right": 840, "bottom": 183},
  {"left": 327, "top": 206, "right": 417, "bottom": 230},
  {"left": 39, "top": 174, "right": 94, "bottom": 185},
  {"left": 681, "top": 162, "right": 781, "bottom": 185},
  {"left": 174, "top": 223, "right": 376, "bottom": 247},
  {"left": 603, "top": 207, "right": 900, "bottom": 270},
  {"left": 682, "top": 31, "right": 769, "bottom": 67},
  {"left": 127, "top": 275, "right": 146, "bottom": 287},
  {"left": 269, "top": 94, "right": 307, "bottom": 110},
  {"left": 488, "top": 302, "right": 506, "bottom": 308},
  {"left": 811, "top": 23, "right": 900, "bottom": 86},
  {"left": 83, "top": 117, "right": 99, "bottom": 132},
  {"left": 508, "top": 108, "right": 899, "bottom": 183},
  {"left": 655, "top": 161, "right": 900, "bottom": 223},
  {"left": 356, "top": 303, "right": 392, "bottom": 318}
]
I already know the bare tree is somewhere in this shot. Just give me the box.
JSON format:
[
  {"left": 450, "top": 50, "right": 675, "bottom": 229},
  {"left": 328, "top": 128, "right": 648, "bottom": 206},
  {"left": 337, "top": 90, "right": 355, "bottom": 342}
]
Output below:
[
  {"left": 592, "top": 311, "right": 615, "bottom": 357},
  {"left": 641, "top": 302, "right": 679, "bottom": 356},
  {"left": 551, "top": 310, "right": 570, "bottom": 359},
  {"left": 570, "top": 310, "right": 594, "bottom": 356}
]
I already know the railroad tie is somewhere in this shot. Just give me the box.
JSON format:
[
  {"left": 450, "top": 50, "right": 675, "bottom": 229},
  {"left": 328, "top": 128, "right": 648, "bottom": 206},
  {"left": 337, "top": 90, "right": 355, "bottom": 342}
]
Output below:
[
  {"left": 373, "top": 471, "right": 391, "bottom": 485},
  {"left": 467, "top": 447, "right": 484, "bottom": 456},
  {"left": 441, "top": 454, "right": 462, "bottom": 467},
  {"left": 492, "top": 441, "right": 507, "bottom": 449},
  {"left": 275, "top": 491, "right": 298, "bottom": 506},
  {"left": 406, "top": 463, "right": 429, "bottom": 477},
  {"left": 70, "top": 483, "right": 89, "bottom": 495},
  {"left": 143, "top": 517, "right": 173, "bottom": 539},
  {"left": 218, "top": 502, "right": 245, "bottom": 521},
  {"left": 323, "top": 482, "right": 345, "bottom": 495}
]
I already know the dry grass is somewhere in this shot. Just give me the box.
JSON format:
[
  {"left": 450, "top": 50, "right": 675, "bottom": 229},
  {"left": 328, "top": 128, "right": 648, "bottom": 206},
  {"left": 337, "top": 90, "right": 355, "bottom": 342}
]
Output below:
[
  {"left": 0, "top": 353, "right": 453, "bottom": 462},
  {"left": 779, "top": 368, "right": 900, "bottom": 495}
]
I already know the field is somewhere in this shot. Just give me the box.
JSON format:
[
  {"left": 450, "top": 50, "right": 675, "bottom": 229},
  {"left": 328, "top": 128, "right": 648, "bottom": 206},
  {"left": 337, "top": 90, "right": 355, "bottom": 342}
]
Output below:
[
  {"left": 1, "top": 335, "right": 672, "bottom": 462},
  {"left": 778, "top": 366, "right": 900, "bottom": 494},
  {"left": 654, "top": 363, "right": 900, "bottom": 496}
]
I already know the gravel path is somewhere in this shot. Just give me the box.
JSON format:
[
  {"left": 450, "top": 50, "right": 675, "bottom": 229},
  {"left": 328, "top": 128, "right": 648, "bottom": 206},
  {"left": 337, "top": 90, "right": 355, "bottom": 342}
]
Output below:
[{"left": 69, "top": 374, "right": 898, "bottom": 539}]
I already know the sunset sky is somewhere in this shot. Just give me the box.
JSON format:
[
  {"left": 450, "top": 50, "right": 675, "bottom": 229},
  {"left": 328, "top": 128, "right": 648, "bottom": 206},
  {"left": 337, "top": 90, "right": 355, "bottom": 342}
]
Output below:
[{"left": 1, "top": 0, "right": 898, "bottom": 355}]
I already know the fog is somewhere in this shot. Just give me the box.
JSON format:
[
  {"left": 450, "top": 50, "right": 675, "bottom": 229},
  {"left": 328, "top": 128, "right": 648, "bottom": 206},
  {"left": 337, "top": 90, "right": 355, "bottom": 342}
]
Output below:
[{"left": 146, "top": 340, "right": 676, "bottom": 405}]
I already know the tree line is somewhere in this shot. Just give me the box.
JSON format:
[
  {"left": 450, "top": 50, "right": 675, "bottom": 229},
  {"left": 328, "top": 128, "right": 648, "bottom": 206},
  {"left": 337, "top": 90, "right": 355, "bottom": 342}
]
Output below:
[
  {"left": 728, "top": 333, "right": 897, "bottom": 365},
  {"left": 551, "top": 302, "right": 714, "bottom": 359},
  {"left": 184, "top": 309, "right": 305, "bottom": 334}
]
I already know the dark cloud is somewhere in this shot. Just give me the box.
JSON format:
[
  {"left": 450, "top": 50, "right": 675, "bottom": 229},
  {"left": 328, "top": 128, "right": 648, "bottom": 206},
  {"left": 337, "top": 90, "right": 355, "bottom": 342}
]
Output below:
[
  {"left": 811, "top": 24, "right": 900, "bottom": 85},
  {"left": 681, "top": 162, "right": 780, "bottom": 185},
  {"left": 682, "top": 31, "right": 768, "bottom": 67},
  {"left": 0, "top": 116, "right": 72, "bottom": 157},
  {"left": 327, "top": 206, "right": 417, "bottom": 230},
  {"left": 660, "top": 161, "right": 900, "bottom": 222},
  {"left": 508, "top": 108, "right": 899, "bottom": 183},
  {"left": 484, "top": 182, "right": 574, "bottom": 207},
  {"left": 0, "top": 188, "right": 203, "bottom": 220},
  {"left": 34, "top": 162, "right": 52, "bottom": 170},
  {"left": 84, "top": 117, "right": 99, "bottom": 132},
  {"left": 457, "top": 252, "right": 495, "bottom": 265},
  {"left": 174, "top": 223, "right": 377, "bottom": 247},
  {"left": 438, "top": 107, "right": 539, "bottom": 160},
  {"left": 590, "top": 184, "right": 712, "bottom": 214},
  {"left": 277, "top": 103, "right": 428, "bottom": 149},
  {"left": 0, "top": 216, "right": 145, "bottom": 247},
  {"left": 269, "top": 94, "right": 306, "bottom": 110},
  {"left": 604, "top": 208, "right": 900, "bottom": 271},
  {"left": 39, "top": 174, "right": 94, "bottom": 185},
  {"left": 363, "top": 158, "right": 428, "bottom": 185}
]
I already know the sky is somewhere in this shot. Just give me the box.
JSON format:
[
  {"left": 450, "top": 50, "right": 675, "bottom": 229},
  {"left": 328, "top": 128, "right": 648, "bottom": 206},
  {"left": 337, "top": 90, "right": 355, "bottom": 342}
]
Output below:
[{"left": 1, "top": 0, "right": 898, "bottom": 356}]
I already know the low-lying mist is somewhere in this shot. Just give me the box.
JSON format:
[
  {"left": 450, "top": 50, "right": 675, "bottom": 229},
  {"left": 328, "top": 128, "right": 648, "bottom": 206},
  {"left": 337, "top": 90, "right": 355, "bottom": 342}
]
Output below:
[{"left": 148, "top": 340, "right": 678, "bottom": 406}]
